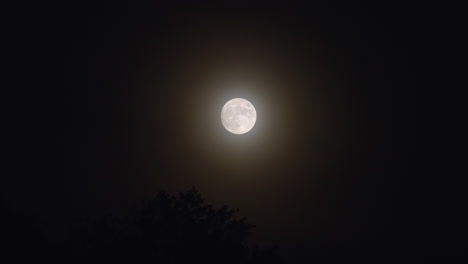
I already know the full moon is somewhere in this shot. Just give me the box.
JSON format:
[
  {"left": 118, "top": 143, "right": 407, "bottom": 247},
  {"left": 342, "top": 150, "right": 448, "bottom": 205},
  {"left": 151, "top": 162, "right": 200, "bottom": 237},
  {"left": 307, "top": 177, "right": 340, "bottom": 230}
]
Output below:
[{"left": 221, "top": 98, "right": 257, "bottom": 135}]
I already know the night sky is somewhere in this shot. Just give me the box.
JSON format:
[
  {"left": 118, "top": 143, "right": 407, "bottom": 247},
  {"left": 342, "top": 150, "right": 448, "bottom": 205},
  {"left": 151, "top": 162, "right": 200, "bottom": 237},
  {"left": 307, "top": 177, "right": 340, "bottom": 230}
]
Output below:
[{"left": 5, "top": 1, "right": 463, "bottom": 262}]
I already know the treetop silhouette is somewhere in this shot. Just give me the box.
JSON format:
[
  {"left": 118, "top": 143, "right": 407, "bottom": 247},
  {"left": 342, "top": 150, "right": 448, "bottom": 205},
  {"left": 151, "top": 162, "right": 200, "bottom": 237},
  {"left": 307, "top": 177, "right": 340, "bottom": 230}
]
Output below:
[{"left": 66, "top": 187, "right": 283, "bottom": 264}]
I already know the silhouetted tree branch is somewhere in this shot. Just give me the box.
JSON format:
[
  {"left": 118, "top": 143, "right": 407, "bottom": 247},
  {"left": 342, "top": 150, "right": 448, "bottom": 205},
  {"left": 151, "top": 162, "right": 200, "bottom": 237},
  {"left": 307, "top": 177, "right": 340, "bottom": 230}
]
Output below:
[{"left": 65, "top": 187, "right": 284, "bottom": 264}]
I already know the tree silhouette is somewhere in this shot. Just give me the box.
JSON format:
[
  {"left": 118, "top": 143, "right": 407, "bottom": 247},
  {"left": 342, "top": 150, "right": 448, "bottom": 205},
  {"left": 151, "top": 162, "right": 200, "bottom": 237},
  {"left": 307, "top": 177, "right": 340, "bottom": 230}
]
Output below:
[
  {"left": 0, "top": 202, "right": 49, "bottom": 261},
  {"left": 66, "top": 187, "right": 284, "bottom": 264}
]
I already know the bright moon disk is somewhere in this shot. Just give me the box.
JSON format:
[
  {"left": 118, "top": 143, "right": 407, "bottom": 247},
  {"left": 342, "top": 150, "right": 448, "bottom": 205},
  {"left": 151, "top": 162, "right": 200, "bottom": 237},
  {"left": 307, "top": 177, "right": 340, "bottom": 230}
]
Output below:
[{"left": 221, "top": 98, "right": 257, "bottom": 135}]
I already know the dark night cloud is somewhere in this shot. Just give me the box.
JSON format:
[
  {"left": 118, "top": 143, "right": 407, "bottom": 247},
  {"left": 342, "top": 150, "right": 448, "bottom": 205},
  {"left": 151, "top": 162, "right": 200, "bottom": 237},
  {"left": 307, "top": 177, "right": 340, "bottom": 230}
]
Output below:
[{"left": 5, "top": 1, "right": 462, "bottom": 262}]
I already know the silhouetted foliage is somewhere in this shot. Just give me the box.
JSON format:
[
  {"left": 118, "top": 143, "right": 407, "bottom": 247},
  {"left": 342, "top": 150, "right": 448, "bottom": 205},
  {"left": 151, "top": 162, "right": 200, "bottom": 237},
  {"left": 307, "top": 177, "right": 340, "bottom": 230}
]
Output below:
[
  {"left": 65, "top": 187, "right": 284, "bottom": 264},
  {"left": 0, "top": 202, "right": 49, "bottom": 261}
]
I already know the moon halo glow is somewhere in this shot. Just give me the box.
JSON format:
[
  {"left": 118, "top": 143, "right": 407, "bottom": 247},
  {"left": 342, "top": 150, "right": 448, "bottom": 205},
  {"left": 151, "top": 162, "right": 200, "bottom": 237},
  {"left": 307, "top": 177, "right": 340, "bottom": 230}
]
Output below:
[{"left": 221, "top": 98, "right": 257, "bottom": 135}]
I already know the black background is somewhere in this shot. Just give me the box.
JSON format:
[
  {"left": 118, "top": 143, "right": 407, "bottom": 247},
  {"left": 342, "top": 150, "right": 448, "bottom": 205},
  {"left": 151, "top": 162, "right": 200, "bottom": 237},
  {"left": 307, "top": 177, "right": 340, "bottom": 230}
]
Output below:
[{"left": 5, "top": 1, "right": 464, "bottom": 262}]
